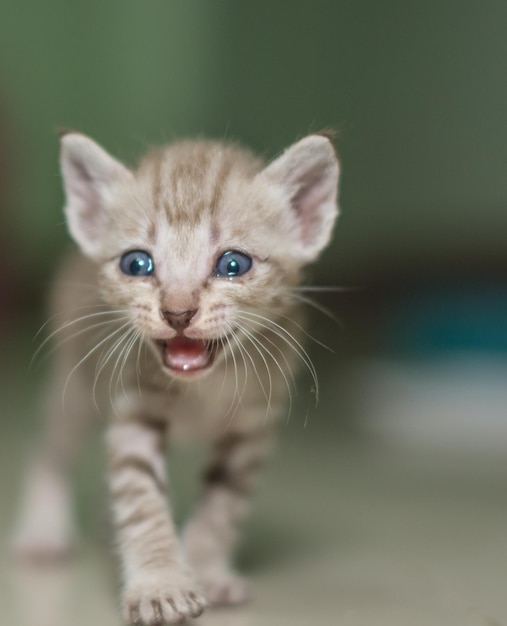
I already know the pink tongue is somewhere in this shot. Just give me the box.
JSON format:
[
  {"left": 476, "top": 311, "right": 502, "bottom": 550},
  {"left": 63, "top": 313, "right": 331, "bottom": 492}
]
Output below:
[{"left": 164, "top": 337, "right": 210, "bottom": 371}]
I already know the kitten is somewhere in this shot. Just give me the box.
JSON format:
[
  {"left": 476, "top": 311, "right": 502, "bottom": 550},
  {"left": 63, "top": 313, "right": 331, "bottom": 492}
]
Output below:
[{"left": 15, "top": 132, "right": 340, "bottom": 624}]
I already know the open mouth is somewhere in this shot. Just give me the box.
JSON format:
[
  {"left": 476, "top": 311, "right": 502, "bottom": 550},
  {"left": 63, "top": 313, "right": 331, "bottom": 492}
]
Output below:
[{"left": 157, "top": 336, "right": 218, "bottom": 375}]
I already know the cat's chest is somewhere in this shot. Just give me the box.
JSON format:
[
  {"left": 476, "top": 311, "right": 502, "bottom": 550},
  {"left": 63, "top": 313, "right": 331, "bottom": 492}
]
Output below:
[
  {"left": 144, "top": 363, "right": 271, "bottom": 443},
  {"left": 165, "top": 379, "right": 229, "bottom": 440}
]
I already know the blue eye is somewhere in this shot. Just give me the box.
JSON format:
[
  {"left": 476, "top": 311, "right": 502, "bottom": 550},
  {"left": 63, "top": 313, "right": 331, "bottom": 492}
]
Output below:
[
  {"left": 215, "top": 250, "right": 252, "bottom": 277},
  {"left": 120, "top": 250, "right": 154, "bottom": 277}
]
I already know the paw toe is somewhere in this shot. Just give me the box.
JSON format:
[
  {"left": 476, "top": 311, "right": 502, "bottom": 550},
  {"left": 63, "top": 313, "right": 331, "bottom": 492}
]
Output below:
[{"left": 123, "top": 580, "right": 207, "bottom": 625}]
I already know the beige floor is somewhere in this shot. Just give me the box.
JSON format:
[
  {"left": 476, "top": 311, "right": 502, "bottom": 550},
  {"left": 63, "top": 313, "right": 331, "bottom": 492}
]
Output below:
[{"left": 1, "top": 322, "right": 506, "bottom": 626}]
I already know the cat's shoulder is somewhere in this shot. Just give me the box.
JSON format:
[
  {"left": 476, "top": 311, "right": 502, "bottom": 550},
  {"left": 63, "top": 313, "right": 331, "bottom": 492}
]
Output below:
[{"left": 50, "top": 248, "right": 100, "bottom": 313}]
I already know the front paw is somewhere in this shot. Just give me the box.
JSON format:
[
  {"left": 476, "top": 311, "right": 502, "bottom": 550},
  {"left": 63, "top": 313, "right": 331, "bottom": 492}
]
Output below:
[
  {"left": 197, "top": 569, "right": 251, "bottom": 607},
  {"left": 13, "top": 515, "right": 75, "bottom": 563},
  {"left": 13, "top": 468, "right": 75, "bottom": 563},
  {"left": 123, "top": 572, "right": 207, "bottom": 625}
]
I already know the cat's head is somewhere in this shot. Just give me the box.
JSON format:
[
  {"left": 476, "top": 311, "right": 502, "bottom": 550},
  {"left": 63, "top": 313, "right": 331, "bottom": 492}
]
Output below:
[{"left": 60, "top": 133, "right": 339, "bottom": 379}]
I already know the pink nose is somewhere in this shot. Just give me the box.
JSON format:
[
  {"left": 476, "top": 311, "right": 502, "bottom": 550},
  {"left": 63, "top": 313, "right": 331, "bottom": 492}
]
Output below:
[{"left": 161, "top": 309, "right": 197, "bottom": 331}]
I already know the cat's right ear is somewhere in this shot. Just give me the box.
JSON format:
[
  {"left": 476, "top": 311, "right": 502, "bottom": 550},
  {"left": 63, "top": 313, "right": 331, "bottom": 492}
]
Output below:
[
  {"left": 258, "top": 134, "right": 340, "bottom": 264},
  {"left": 60, "top": 133, "right": 133, "bottom": 257}
]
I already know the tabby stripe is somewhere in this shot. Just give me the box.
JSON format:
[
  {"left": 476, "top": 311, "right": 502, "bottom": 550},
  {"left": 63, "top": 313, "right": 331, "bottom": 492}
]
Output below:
[
  {"left": 210, "top": 156, "right": 234, "bottom": 213},
  {"left": 110, "top": 481, "right": 159, "bottom": 502},
  {"left": 111, "top": 455, "right": 166, "bottom": 494},
  {"left": 151, "top": 149, "right": 163, "bottom": 210},
  {"left": 116, "top": 512, "right": 170, "bottom": 540},
  {"left": 114, "top": 507, "right": 149, "bottom": 531},
  {"left": 203, "top": 457, "right": 263, "bottom": 496},
  {"left": 214, "top": 429, "right": 271, "bottom": 456},
  {"left": 140, "top": 415, "right": 168, "bottom": 437}
]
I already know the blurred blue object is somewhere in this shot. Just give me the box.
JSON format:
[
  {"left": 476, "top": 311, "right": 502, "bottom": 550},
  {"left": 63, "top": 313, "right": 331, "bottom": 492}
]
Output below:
[{"left": 385, "top": 285, "right": 507, "bottom": 355}]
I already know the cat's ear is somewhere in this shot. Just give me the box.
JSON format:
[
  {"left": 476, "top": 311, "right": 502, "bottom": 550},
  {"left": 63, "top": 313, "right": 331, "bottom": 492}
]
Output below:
[
  {"left": 60, "top": 132, "right": 133, "bottom": 257},
  {"left": 260, "top": 135, "right": 339, "bottom": 263}
]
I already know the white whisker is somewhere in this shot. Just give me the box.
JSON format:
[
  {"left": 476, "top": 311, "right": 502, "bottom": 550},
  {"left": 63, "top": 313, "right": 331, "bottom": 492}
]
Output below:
[
  {"left": 109, "top": 328, "right": 137, "bottom": 413},
  {"left": 237, "top": 318, "right": 297, "bottom": 392},
  {"left": 135, "top": 333, "right": 145, "bottom": 398},
  {"left": 32, "top": 316, "right": 131, "bottom": 368},
  {"left": 117, "top": 329, "right": 141, "bottom": 401},
  {"left": 96, "top": 326, "right": 133, "bottom": 413},
  {"left": 33, "top": 303, "right": 119, "bottom": 340},
  {"left": 32, "top": 309, "right": 129, "bottom": 365},
  {"left": 222, "top": 333, "right": 241, "bottom": 429},
  {"left": 229, "top": 329, "right": 249, "bottom": 402},
  {"left": 239, "top": 310, "right": 320, "bottom": 406},
  {"left": 290, "top": 293, "right": 341, "bottom": 325},
  {"left": 236, "top": 321, "right": 292, "bottom": 422},
  {"left": 294, "top": 285, "right": 360, "bottom": 293},
  {"left": 61, "top": 320, "right": 132, "bottom": 411},
  {"left": 232, "top": 322, "right": 273, "bottom": 420},
  {"left": 93, "top": 330, "right": 128, "bottom": 412},
  {"left": 274, "top": 311, "right": 334, "bottom": 353},
  {"left": 217, "top": 335, "right": 229, "bottom": 400},
  {"left": 229, "top": 326, "right": 269, "bottom": 403}
]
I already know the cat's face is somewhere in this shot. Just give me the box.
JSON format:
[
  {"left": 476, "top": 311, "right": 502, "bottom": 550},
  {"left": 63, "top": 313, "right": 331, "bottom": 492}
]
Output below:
[{"left": 60, "top": 134, "right": 339, "bottom": 378}]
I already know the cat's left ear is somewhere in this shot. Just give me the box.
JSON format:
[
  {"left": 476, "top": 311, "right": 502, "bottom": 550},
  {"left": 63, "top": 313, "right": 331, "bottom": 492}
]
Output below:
[
  {"left": 259, "top": 135, "right": 339, "bottom": 263},
  {"left": 60, "top": 132, "right": 133, "bottom": 257}
]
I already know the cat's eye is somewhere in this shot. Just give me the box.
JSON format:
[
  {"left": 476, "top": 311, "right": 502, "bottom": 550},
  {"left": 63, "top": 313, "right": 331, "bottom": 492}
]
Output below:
[
  {"left": 120, "top": 250, "right": 154, "bottom": 277},
  {"left": 215, "top": 250, "right": 252, "bottom": 278}
]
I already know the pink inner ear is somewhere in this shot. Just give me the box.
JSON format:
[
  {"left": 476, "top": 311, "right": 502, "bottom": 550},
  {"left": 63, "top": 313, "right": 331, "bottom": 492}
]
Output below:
[
  {"left": 291, "top": 166, "right": 337, "bottom": 247},
  {"left": 74, "top": 179, "right": 104, "bottom": 238},
  {"left": 66, "top": 161, "right": 105, "bottom": 243},
  {"left": 60, "top": 133, "right": 132, "bottom": 256}
]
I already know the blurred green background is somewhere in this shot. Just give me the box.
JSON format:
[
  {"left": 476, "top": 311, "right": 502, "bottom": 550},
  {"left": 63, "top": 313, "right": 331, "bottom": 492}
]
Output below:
[{"left": 2, "top": 0, "right": 507, "bottom": 317}]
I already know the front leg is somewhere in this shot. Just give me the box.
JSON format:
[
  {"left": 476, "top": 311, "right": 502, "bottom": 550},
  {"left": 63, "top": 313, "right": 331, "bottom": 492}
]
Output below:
[
  {"left": 182, "top": 427, "right": 273, "bottom": 606},
  {"left": 107, "top": 418, "right": 207, "bottom": 625}
]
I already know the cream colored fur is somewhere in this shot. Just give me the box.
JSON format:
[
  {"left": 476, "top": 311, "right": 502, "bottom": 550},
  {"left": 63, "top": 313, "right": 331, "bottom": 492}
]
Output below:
[{"left": 15, "top": 133, "right": 339, "bottom": 625}]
